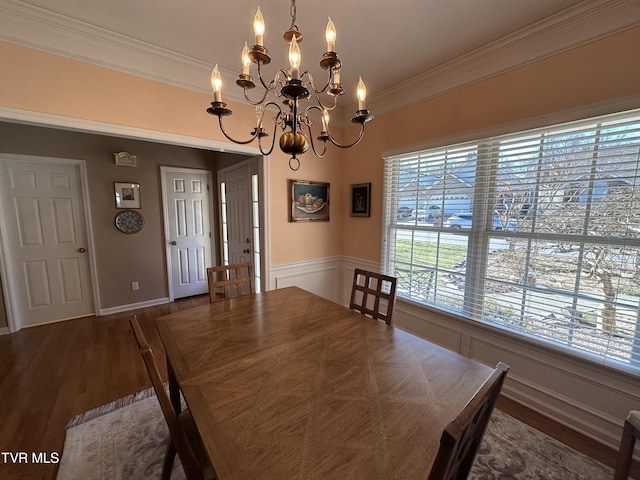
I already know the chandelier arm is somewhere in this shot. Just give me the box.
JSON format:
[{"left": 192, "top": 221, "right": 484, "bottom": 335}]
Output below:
[
  {"left": 256, "top": 102, "right": 285, "bottom": 156},
  {"left": 327, "top": 123, "right": 367, "bottom": 149},
  {"left": 216, "top": 116, "right": 260, "bottom": 145},
  {"left": 308, "top": 129, "right": 328, "bottom": 157},
  {"left": 243, "top": 86, "right": 270, "bottom": 106},
  {"left": 257, "top": 130, "right": 277, "bottom": 156},
  {"left": 301, "top": 105, "right": 327, "bottom": 157},
  {"left": 256, "top": 62, "right": 289, "bottom": 92},
  {"left": 301, "top": 104, "right": 323, "bottom": 122},
  {"left": 301, "top": 70, "right": 332, "bottom": 95},
  {"left": 312, "top": 91, "right": 339, "bottom": 111}
]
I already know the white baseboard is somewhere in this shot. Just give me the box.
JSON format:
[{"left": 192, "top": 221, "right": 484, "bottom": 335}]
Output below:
[{"left": 98, "top": 297, "right": 170, "bottom": 316}]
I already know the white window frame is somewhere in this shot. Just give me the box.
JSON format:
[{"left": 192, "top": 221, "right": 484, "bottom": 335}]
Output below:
[{"left": 382, "top": 108, "right": 640, "bottom": 374}]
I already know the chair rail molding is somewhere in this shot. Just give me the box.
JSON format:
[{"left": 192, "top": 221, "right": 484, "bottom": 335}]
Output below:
[{"left": 269, "top": 256, "right": 343, "bottom": 304}]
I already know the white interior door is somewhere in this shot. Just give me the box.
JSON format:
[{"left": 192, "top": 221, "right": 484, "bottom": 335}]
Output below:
[
  {"left": 221, "top": 164, "right": 253, "bottom": 265},
  {"left": 0, "top": 157, "right": 94, "bottom": 329},
  {"left": 218, "top": 158, "right": 264, "bottom": 293},
  {"left": 162, "top": 167, "right": 213, "bottom": 299}
]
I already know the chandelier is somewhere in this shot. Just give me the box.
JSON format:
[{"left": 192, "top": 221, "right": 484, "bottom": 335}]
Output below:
[{"left": 206, "top": 0, "right": 373, "bottom": 170}]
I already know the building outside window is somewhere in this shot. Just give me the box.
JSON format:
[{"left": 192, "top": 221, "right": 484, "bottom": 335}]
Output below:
[{"left": 383, "top": 109, "right": 640, "bottom": 374}]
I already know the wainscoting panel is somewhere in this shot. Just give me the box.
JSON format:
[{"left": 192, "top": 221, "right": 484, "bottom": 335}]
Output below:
[
  {"left": 269, "top": 257, "right": 342, "bottom": 303},
  {"left": 395, "top": 296, "right": 639, "bottom": 452}
]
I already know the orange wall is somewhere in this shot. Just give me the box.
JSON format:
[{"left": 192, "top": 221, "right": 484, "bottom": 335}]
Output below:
[
  {"left": 0, "top": 41, "right": 344, "bottom": 266},
  {"left": 2, "top": 27, "right": 640, "bottom": 268},
  {"left": 341, "top": 26, "right": 640, "bottom": 262},
  {"left": 0, "top": 42, "right": 252, "bottom": 141}
]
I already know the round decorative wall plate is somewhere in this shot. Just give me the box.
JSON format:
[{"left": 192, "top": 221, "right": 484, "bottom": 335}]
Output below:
[{"left": 115, "top": 210, "right": 144, "bottom": 234}]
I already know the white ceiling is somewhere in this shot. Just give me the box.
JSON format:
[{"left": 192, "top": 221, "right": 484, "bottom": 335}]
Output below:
[{"left": 1, "top": 0, "right": 639, "bottom": 117}]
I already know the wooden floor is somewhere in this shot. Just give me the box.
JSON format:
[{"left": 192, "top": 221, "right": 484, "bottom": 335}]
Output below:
[{"left": 0, "top": 295, "right": 635, "bottom": 480}]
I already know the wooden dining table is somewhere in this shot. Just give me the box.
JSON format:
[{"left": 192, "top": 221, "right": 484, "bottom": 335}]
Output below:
[{"left": 155, "top": 286, "right": 494, "bottom": 480}]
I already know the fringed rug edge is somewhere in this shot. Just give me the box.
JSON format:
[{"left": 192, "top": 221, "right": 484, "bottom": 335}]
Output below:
[{"left": 65, "top": 386, "right": 157, "bottom": 429}]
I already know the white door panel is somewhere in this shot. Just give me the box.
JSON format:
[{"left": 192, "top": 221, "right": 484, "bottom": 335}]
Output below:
[
  {"left": 223, "top": 165, "right": 253, "bottom": 265},
  {"left": 162, "top": 168, "right": 213, "bottom": 299},
  {"left": 218, "top": 161, "right": 263, "bottom": 293},
  {"left": 0, "top": 158, "right": 94, "bottom": 328}
]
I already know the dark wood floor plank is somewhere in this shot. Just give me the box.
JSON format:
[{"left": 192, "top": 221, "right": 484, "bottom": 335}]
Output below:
[{"left": 0, "top": 294, "right": 634, "bottom": 479}]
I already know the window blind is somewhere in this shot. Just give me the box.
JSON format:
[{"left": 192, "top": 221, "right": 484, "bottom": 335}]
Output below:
[{"left": 383, "top": 109, "right": 640, "bottom": 373}]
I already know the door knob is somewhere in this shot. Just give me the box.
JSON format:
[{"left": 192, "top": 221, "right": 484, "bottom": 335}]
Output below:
[
  {"left": 170, "top": 241, "right": 177, "bottom": 245},
  {"left": 78, "top": 248, "right": 86, "bottom": 253}
]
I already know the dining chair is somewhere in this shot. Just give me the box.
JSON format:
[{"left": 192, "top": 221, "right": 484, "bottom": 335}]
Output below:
[
  {"left": 349, "top": 268, "right": 397, "bottom": 325},
  {"left": 129, "top": 316, "right": 216, "bottom": 480},
  {"left": 206, "top": 262, "right": 255, "bottom": 303},
  {"left": 614, "top": 410, "right": 640, "bottom": 480},
  {"left": 427, "top": 362, "right": 509, "bottom": 480}
]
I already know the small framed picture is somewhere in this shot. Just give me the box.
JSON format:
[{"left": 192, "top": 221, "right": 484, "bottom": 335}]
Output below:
[
  {"left": 115, "top": 182, "right": 141, "bottom": 209},
  {"left": 289, "top": 179, "right": 330, "bottom": 222},
  {"left": 350, "top": 183, "right": 371, "bottom": 217}
]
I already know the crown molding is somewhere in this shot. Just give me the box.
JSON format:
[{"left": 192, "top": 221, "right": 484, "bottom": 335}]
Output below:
[
  {"left": 366, "top": 0, "right": 640, "bottom": 119},
  {"left": 0, "top": 0, "right": 214, "bottom": 94},
  {"left": 1, "top": 0, "right": 639, "bottom": 122}
]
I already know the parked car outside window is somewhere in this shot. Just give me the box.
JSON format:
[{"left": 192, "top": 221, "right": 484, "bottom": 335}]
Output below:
[
  {"left": 445, "top": 213, "right": 517, "bottom": 230},
  {"left": 445, "top": 213, "right": 473, "bottom": 229},
  {"left": 397, "top": 207, "right": 413, "bottom": 219},
  {"left": 411, "top": 205, "right": 442, "bottom": 221}
]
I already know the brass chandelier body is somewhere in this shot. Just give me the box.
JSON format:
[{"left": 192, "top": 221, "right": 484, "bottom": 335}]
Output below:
[{"left": 207, "top": 0, "right": 373, "bottom": 170}]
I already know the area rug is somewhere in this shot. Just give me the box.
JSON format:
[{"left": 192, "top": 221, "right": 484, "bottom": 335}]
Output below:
[{"left": 57, "top": 391, "right": 613, "bottom": 480}]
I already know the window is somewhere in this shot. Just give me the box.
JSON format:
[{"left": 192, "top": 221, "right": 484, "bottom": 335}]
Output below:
[{"left": 383, "top": 109, "right": 640, "bottom": 373}]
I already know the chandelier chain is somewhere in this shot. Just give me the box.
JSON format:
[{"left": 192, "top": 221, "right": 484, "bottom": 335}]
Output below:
[{"left": 290, "top": 0, "right": 297, "bottom": 30}]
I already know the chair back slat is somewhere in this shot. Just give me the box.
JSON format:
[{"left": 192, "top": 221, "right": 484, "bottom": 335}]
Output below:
[
  {"left": 614, "top": 410, "right": 640, "bottom": 479},
  {"left": 428, "top": 362, "right": 509, "bottom": 480},
  {"left": 206, "top": 263, "right": 255, "bottom": 303},
  {"left": 349, "top": 269, "right": 397, "bottom": 325}
]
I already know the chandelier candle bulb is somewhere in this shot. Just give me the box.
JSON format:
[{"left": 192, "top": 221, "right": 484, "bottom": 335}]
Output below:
[
  {"left": 334, "top": 70, "right": 340, "bottom": 84},
  {"left": 241, "top": 42, "right": 250, "bottom": 75},
  {"left": 357, "top": 77, "right": 367, "bottom": 110},
  {"left": 255, "top": 105, "right": 262, "bottom": 128},
  {"left": 254, "top": 7, "right": 265, "bottom": 46},
  {"left": 326, "top": 17, "right": 336, "bottom": 52},
  {"left": 211, "top": 65, "right": 222, "bottom": 102},
  {"left": 321, "top": 109, "right": 329, "bottom": 131},
  {"left": 289, "top": 35, "right": 301, "bottom": 79}
]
